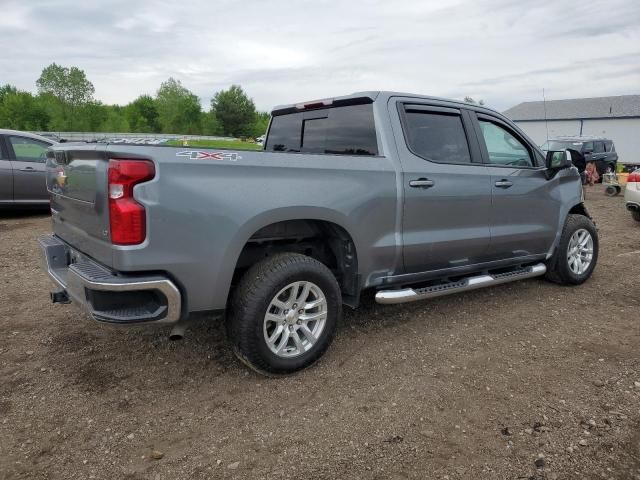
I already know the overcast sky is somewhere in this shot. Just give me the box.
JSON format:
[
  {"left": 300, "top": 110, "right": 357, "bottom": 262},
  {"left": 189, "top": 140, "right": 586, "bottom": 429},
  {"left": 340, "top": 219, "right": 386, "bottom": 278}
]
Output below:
[{"left": 1, "top": 0, "right": 638, "bottom": 112}]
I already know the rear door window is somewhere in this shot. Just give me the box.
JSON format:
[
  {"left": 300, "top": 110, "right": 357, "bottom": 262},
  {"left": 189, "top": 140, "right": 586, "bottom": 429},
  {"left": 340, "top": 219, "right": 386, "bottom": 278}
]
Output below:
[
  {"left": 266, "top": 113, "right": 302, "bottom": 152},
  {"left": 9, "top": 136, "right": 50, "bottom": 163},
  {"left": 266, "top": 103, "right": 378, "bottom": 156},
  {"left": 323, "top": 104, "right": 378, "bottom": 155},
  {"left": 301, "top": 116, "right": 329, "bottom": 153},
  {"left": 401, "top": 110, "right": 472, "bottom": 164}
]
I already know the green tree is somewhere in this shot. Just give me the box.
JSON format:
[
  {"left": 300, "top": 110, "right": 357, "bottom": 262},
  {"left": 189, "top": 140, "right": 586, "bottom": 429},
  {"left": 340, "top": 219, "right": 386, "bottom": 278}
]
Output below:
[
  {"left": 211, "top": 85, "right": 257, "bottom": 137},
  {"left": 100, "top": 105, "right": 129, "bottom": 132},
  {"left": 464, "top": 96, "right": 485, "bottom": 106},
  {"left": 200, "top": 111, "right": 223, "bottom": 136},
  {"left": 36, "top": 63, "right": 96, "bottom": 130},
  {"left": 126, "top": 95, "right": 160, "bottom": 133},
  {"left": 0, "top": 84, "right": 18, "bottom": 103},
  {"left": 35, "top": 92, "right": 67, "bottom": 131},
  {"left": 155, "top": 78, "right": 202, "bottom": 134},
  {"left": 36, "top": 63, "right": 95, "bottom": 106},
  {"left": 76, "top": 102, "right": 109, "bottom": 131},
  {"left": 250, "top": 111, "right": 270, "bottom": 138},
  {"left": 1, "top": 70, "right": 267, "bottom": 138},
  {"left": 0, "top": 88, "right": 49, "bottom": 130}
]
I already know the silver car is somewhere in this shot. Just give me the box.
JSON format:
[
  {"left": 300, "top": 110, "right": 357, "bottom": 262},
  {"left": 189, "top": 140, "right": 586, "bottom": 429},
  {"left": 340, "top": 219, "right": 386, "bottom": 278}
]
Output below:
[{"left": 0, "top": 129, "right": 56, "bottom": 207}]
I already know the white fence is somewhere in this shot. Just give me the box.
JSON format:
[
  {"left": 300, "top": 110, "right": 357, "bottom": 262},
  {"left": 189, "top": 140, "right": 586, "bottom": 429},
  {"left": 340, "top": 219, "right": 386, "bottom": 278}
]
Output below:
[{"left": 31, "top": 131, "right": 236, "bottom": 144}]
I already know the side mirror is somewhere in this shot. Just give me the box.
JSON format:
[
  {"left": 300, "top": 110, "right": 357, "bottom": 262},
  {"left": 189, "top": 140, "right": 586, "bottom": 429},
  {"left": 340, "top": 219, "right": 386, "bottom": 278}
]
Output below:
[{"left": 545, "top": 150, "right": 572, "bottom": 170}]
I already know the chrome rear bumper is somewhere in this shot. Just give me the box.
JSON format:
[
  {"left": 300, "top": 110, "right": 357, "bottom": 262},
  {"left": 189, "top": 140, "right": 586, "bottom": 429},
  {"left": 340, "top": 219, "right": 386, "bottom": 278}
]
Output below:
[{"left": 38, "top": 234, "right": 182, "bottom": 324}]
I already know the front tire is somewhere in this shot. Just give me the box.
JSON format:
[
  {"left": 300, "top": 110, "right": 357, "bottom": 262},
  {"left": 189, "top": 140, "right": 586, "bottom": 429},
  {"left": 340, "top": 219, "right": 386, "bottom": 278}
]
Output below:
[
  {"left": 228, "top": 253, "right": 341, "bottom": 375},
  {"left": 545, "top": 214, "right": 599, "bottom": 285},
  {"left": 632, "top": 210, "right": 640, "bottom": 222}
]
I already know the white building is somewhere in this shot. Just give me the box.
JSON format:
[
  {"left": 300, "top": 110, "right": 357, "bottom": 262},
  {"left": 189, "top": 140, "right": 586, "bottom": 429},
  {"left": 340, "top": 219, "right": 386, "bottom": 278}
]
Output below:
[{"left": 503, "top": 95, "right": 640, "bottom": 165}]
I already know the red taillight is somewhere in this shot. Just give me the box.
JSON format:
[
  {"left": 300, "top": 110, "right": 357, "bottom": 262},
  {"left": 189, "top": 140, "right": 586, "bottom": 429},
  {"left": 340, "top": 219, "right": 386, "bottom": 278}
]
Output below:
[
  {"left": 108, "top": 159, "right": 155, "bottom": 245},
  {"left": 627, "top": 172, "right": 640, "bottom": 183}
]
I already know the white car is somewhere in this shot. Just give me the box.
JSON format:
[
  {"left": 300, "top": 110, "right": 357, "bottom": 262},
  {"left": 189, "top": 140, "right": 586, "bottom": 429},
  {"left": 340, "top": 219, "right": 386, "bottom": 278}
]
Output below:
[{"left": 625, "top": 169, "right": 640, "bottom": 222}]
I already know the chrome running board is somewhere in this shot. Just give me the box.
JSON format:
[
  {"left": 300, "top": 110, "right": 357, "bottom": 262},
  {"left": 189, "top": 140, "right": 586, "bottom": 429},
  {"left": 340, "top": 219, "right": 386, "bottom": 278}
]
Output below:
[{"left": 375, "top": 263, "right": 546, "bottom": 305}]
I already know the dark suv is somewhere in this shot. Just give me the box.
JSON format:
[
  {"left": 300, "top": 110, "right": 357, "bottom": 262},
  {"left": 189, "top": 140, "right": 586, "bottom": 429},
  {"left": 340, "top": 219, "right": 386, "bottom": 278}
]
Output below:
[{"left": 542, "top": 137, "right": 618, "bottom": 175}]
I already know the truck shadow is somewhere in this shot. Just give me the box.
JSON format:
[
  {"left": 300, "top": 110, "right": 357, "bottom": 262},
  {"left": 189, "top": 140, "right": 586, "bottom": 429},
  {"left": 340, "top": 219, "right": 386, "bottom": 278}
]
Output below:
[
  {"left": 45, "top": 277, "right": 549, "bottom": 391},
  {"left": 0, "top": 207, "right": 50, "bottom": 220}
]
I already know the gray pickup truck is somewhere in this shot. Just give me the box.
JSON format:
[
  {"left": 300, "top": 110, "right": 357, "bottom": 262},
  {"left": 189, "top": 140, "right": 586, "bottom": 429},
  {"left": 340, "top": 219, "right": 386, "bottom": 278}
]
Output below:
[{"left": 39, "top": 91, "right": 598, "bottom": 375}]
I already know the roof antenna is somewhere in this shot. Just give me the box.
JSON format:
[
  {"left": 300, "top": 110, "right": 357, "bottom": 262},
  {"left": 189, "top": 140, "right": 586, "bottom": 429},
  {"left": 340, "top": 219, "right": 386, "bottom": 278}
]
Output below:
[{"left": 542, "top": 88, "right": 549, "bottom": 144}]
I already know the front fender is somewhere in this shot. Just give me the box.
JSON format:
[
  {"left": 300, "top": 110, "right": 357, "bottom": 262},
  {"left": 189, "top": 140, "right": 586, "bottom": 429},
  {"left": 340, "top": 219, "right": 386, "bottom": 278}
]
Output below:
[{"left": 547, "top": 171, "right": 588, "bottom": 259}]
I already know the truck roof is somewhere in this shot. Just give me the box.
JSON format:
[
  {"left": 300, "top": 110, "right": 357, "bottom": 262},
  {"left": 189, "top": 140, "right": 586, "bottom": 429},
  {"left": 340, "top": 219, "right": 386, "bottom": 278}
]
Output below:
[{"left": 271, "top": 90, "right": 504, "bottom": 118}]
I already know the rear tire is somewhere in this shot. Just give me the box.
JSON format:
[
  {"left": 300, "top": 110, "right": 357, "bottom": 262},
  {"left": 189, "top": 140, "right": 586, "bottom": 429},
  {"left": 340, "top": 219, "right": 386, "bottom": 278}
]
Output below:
[
  {"left": 545, "top": 214, "right": 598, "bottom": 285},
  {"left": 227, "top": 253, "right": 341, "bottom": 375},
  {"left": 632, "top": 211, "right": 640, "bottom": 222}
]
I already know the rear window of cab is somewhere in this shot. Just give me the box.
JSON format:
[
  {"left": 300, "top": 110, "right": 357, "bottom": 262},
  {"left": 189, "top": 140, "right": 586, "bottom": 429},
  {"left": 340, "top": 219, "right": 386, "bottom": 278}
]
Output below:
[{"left": 265, "top": 103, "right": 378, "bottom": 156}]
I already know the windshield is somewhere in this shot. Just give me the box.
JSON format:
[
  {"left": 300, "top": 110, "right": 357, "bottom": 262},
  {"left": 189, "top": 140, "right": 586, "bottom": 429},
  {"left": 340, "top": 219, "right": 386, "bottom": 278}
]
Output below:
[{"left": 541, "top": 140, "right": 583, "bottom": 151}]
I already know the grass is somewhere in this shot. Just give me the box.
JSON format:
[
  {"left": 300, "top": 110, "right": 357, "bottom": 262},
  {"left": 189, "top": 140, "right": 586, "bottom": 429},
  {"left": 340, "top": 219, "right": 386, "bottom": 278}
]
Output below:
[{"left": 166, "top": 139, "right": 263, "bottom": 151}]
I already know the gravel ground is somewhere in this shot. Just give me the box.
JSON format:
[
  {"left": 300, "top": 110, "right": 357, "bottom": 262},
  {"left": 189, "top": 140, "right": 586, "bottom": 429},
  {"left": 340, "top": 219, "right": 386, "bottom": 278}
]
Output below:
[{"left": 1, "top": 184, "right": 639, "bottom": 480}]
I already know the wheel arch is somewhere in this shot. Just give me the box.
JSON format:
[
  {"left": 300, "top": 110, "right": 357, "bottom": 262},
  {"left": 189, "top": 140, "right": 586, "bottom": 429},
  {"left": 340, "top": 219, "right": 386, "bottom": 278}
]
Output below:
[
  {"left": 547, "top": 200, "right": 593, "bottom": 261},
  {"left": 219, "top": 207, "right": 362, "bottom": 308},
  {"left": 568, "top": 202, "right": 591, "bottom": 219}
]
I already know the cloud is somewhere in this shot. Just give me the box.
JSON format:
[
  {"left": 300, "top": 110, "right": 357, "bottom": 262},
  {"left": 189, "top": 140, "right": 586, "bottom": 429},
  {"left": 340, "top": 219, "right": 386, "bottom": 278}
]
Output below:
[
  {"left": 460, "top": 53, "right": 640, "bottom": 87},
  {"left": 0, "top": 0, "right": 638, "bottom": 112},
  {"left": 0, "top": 2, "right": 32, "bottom": 30}
]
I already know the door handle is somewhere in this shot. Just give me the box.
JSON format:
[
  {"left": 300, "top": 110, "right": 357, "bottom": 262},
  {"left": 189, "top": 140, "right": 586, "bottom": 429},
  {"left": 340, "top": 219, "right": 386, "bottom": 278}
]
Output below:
[
  {"left": 20, "top": 166, "right": 37, "bottom": 172},
  {"left": 409, "top": 178, "right": 434, "bottom": 188},
  {"left": 495, "top": 179, "right": 513, "bottom": 188}
]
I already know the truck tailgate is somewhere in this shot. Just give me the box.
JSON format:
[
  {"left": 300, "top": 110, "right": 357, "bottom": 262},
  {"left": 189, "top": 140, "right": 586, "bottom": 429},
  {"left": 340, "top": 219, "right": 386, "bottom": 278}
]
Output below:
[{"left": 47, "top": 144, "right": 114, "bottom": 267}]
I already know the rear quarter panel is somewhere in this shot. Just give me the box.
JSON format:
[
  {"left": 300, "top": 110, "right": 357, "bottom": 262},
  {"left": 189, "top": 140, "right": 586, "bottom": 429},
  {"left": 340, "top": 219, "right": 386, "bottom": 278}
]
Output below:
[{"left": 106, "top": 145, "right": 399, "bottom": 312}]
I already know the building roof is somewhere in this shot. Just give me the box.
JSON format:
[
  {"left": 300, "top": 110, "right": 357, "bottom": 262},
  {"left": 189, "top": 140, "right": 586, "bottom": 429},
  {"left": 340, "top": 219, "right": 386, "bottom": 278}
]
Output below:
[{"left": 503, "top": 95, "right": 640, "bottom": 121}]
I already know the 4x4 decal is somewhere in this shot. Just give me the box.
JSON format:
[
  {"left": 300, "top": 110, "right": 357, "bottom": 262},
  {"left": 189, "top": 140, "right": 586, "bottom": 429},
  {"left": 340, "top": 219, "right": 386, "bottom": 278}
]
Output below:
[{"left": 176, "top": 151, "right": 241, "bottom": 161}]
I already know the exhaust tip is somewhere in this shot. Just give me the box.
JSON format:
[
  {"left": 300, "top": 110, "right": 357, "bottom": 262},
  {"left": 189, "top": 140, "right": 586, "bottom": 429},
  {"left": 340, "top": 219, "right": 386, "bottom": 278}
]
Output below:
[{"left": 169, "top": 323, "right": 187, "bottom": 341}]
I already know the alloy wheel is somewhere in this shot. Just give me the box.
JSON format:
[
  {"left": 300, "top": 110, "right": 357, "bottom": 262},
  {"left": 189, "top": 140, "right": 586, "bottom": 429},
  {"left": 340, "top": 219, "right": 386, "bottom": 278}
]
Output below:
[{"left": 263, "top": 281, "right": 327, "bottom": 358}]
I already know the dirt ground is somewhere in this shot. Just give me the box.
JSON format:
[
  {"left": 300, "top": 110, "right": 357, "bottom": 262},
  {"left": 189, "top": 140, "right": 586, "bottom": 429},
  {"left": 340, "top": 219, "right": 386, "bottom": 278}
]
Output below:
[{"left": 1, "top": 184, "right": 639, "bottom": 480}]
